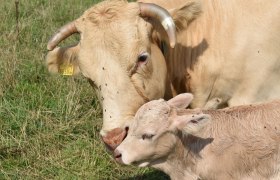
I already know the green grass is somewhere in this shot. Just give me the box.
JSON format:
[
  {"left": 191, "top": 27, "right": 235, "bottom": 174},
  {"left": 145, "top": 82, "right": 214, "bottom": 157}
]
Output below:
[{"left": 0, "top": 0, "right": 169, "bottom": 179}]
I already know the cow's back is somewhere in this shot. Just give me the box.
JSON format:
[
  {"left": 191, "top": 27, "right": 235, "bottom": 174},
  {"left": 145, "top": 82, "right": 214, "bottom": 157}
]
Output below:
[{"left": 140, "top": 0, "right": 280, "bottom": 109}]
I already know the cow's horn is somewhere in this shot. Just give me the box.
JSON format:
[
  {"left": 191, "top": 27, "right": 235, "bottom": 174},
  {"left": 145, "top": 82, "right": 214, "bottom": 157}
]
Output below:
[
  {"left": 47, "top": 21, "right": 78, "bottom": 51},
  {"left": 139, "top": 2, "right": 176, "bottom": 48}
]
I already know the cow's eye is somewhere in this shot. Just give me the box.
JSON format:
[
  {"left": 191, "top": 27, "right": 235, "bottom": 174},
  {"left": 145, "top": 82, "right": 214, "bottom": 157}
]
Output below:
[
  {"left": 142, "top": 133, "right": 154, "bottom": 140},
  {"left": 137, "top": 52, "right": 149, "bottom": 64}
]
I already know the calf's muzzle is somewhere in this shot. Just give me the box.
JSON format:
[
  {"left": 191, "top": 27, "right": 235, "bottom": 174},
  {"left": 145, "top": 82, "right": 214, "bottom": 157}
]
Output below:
[{"left": 113, "top": 149, "right": 123, "bottom": 164}]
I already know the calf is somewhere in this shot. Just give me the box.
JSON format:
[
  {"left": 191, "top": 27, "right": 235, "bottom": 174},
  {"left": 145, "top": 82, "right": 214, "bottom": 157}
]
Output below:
[{"left": 114, "top": 93, "right": 280, "bottom": 180}]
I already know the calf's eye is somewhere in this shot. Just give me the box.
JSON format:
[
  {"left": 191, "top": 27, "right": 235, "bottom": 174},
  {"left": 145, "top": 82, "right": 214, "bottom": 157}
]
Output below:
[{"left": 142, "top": 133, "right": 154, "bottom": 140}]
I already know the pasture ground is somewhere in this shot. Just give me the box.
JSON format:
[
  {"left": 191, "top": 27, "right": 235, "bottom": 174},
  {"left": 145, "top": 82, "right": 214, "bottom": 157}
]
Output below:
[{"left": 0, "top": 0, "right": 168, "bottom": 179}]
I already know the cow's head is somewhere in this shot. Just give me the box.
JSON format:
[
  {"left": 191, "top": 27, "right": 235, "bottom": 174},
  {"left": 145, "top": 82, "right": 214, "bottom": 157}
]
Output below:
[
  {"left": 114, "top": 93, "right": 210, "bottom": 167},
  {"left": 46, "top": 0, "right": 201, "bottom": 150}
]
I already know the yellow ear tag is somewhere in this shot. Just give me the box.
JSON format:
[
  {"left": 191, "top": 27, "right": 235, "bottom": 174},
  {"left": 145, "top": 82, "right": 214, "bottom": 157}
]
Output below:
[{"left": 59, "top": 63, "right": 74, "bottom": 76}]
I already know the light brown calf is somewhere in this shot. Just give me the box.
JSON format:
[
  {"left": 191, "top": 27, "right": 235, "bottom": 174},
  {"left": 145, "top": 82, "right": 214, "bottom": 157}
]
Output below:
[{"left": 115, "top": 93, "right": 280, "bottom": 180}]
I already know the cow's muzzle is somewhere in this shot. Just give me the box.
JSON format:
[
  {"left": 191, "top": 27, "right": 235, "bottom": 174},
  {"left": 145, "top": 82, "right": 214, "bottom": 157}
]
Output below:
[{"left": 101, "top": 127, "right": 128, "bottom": 151}]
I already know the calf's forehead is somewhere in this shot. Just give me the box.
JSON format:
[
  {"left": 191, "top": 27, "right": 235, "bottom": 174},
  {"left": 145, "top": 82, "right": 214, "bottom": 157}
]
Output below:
[{"left": 132, "top": 100, "right": 171, "bottom": 130}]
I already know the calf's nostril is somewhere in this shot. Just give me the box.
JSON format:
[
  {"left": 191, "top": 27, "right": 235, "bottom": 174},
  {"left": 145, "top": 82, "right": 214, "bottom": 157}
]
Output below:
[
  {"left": 115, "top": 153, "right": 122, "bottom": 159},
  {"left": 114, "top": 149, "right": 124, "bottom": 164},
  {"left": 114, "top": 150, "right": 122, "bottom": 159}
]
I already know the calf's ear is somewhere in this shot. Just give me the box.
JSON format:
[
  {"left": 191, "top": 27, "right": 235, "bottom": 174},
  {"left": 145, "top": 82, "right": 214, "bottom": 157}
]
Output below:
[
  {"left": 171, "top": 113, "right": 211, "bottom": 135},
  {"left": 46, "top": 44, "right": 80, "bottom": 76},
  {"left": 170, "top": 0, "right": 202, "bottom": 33},
  {"left": 167, "top": 93, "right": 193, "bottom": 109}
]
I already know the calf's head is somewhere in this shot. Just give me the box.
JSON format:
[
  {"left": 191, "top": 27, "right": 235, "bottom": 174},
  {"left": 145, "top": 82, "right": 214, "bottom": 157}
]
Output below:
[
  {"left": 46, "top": 0, "right": 201, "bottom": 150},
  {"left": 114, "top": 93, "right": 210, "bottom": 167}
]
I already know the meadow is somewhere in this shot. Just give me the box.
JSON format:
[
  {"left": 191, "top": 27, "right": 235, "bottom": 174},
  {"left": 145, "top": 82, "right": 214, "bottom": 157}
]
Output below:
[{"left": 0, "top": 0, "right": 168, "bottom": 179}]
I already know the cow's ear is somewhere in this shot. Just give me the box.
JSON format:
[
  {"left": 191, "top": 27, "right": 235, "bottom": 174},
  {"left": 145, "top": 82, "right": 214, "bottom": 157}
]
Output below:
[
  {"left": 46, "top": 44, "right": 80, "bottom": 76},
  {"left": 171, "top": 113, "right": 211, "bottom": 135},
  {"left": 170, "top": 0, "right": 202, "bottom": 32},
  {"left": 167, "top": 93, "right": 193, "bottom": 109}
]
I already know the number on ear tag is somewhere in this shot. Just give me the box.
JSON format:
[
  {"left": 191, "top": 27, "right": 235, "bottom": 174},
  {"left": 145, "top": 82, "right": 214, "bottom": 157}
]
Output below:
[{"left": 59, "top": 63, "right": 74, "bottom": 76}]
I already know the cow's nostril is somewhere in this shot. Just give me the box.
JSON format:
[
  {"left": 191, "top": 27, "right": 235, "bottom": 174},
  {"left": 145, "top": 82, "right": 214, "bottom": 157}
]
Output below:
[{"left": 124, "top": 126, "right": 129, "bottom": 139}]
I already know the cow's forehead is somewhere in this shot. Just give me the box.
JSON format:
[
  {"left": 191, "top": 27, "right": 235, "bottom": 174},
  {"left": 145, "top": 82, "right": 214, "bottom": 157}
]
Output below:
[
  {"left": 76, "top": 0, "right": 152, "bottom": 70},
  {"left": 80, "top": 1, "right": 144, "bottom": 35},
  {"left": 82, "top": 0, "right": 139, "bottom": 22}
]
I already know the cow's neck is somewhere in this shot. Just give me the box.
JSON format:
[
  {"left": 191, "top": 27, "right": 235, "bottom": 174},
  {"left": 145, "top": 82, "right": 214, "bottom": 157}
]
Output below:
[{"left": 163, "top": 0, "right": 234, "bottom": 104}]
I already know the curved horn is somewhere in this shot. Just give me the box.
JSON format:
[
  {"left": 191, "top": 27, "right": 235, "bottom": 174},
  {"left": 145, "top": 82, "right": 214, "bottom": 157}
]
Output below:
[
  {"left": 47, "top": 21, "right": 78, "bottom": 51},
  {"left": 139, "top": 3, "right": 176, "bottom": 48}
]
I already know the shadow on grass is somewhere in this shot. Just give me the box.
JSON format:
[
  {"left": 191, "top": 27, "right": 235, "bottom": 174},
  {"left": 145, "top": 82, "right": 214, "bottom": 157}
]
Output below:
[
  {"left": 0, "top": 146, "right": 25, "bottom": 159},
  {"left": 121, "top": 170, "right": 170, "bottom": 180}
]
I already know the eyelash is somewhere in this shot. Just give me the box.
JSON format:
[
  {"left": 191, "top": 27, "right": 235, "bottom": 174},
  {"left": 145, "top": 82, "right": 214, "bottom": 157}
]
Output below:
[{"left": 142, "top": 134, "right": 155, "bottom": 140}]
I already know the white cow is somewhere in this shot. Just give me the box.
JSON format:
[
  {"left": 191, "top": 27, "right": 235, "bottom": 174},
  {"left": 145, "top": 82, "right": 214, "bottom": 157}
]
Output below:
[{"left": 46, "top": 0, "right": 280, "bottom": 149}]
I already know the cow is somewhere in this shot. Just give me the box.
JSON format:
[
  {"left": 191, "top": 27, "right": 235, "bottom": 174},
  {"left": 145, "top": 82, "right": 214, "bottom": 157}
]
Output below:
[
  {"left": 115, "top": 93, "right": 280, "bottom": 180},
  {"left": 46, "top": 0, "right": 280, "bottom": 150}
]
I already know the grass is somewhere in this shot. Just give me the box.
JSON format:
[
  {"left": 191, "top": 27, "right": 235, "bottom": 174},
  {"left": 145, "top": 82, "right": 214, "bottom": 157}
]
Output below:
[{"left": 0, "top": 0, "right": 169, "bottom": 179}]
